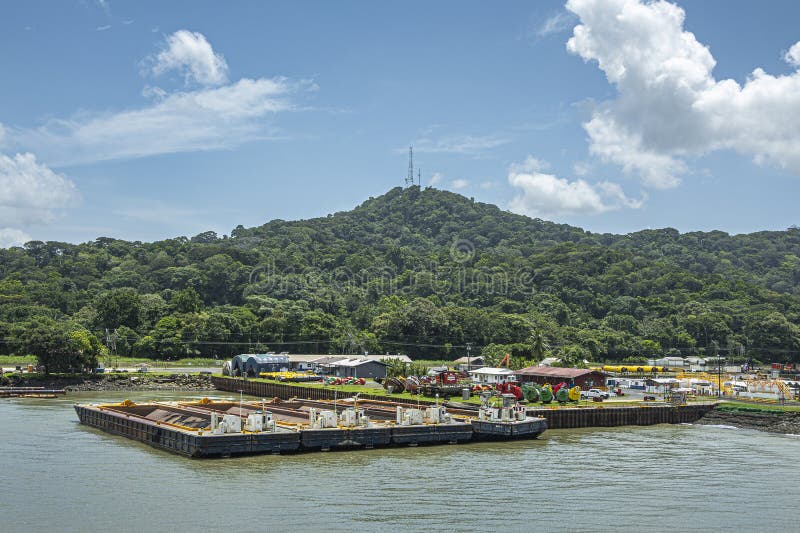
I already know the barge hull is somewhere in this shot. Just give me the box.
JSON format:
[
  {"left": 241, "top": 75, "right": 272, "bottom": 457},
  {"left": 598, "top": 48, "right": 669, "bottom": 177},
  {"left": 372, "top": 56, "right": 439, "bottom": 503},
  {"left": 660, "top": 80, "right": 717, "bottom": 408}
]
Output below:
[
  {"left": 75, "top": 405, "right": 301, "bottom": 457},
  {"left": 391, "top": 423, "right": 474, "bottom": 445},
  {"left": 471, "top": 419, "right": 547, "bottom": 440}
]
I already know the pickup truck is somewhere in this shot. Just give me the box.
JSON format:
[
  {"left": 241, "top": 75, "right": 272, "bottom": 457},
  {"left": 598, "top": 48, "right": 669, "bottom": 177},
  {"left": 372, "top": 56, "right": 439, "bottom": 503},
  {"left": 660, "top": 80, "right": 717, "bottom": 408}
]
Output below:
[{"left": 580, "top": 388, "right": 610, "bottom": 400}]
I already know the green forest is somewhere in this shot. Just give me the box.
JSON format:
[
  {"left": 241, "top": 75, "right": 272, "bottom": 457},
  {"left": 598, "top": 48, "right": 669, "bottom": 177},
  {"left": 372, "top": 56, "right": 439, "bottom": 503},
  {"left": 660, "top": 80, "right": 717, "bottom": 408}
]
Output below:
[{"left": 3, "top": 186, "right": 800, "bottom": 371}]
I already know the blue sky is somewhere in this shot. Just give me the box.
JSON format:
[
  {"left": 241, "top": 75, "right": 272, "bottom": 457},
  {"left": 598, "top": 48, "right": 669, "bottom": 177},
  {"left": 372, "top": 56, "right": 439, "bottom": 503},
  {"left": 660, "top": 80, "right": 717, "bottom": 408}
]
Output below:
[{"left": 1, "top": 0, "right": 800, "bottom": 247}]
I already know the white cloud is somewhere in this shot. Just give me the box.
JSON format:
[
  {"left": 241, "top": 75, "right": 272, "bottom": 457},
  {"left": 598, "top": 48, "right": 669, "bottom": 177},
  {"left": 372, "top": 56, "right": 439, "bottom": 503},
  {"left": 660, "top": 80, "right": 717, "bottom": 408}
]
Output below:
[
  {"left": 411, "top": 134, "right": 509, "bottom": 155},
  {"left": 150, "top": 30, "right": 228, "bottom": 87},
  {"left": 566, "top": 0, "right": 800, "bottom": 188},
  {"left": 96, "top": 25, "right": 111, "bottom": 32},
  {"left": 0, "top": 152, "right": 79, "bottom": 227},
  {"left": 0, "top": 228, "right": 32, "bottom": 248},
  {"left": 508, "top": 155, "right": 642, "bottom": 217},
  {"left": 11, "top": 77, "right": 306, "bottom": 166},
  {"left": 537, "top": 11, "right": 576, "bottom": 37},
  {"left": 573, "top": 160, "right": 590, "bottom": 176},
  {"left": 479, "top": 181, "right": 494, "bottom": 189},
  {"left": 5, "top": 31, "right": 308, "bottom": 166},
  {"left": 785, "top": 41, "right": 800, "bottom": 67},
  {"left": 509, "top": 155, "right": 549, "bottom": 174},
  {"left": 450, "top": 179, "right": 470, "bottom": 190},
  {"left": 429, "top": 172, "right": 444, "bottom": 186}
]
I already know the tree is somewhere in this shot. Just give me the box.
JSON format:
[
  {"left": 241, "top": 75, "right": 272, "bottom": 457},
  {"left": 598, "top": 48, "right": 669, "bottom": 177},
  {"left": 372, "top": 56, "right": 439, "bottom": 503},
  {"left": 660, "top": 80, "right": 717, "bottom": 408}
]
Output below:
[
  {"left": 95, "top": 288, "right": 141, "bottom": 330},
  {"left": 13, "top": 317, "right": 100, "bottom": 373},
  {"left": 173, "top": 287, "right": 203, "bottom": 314}
]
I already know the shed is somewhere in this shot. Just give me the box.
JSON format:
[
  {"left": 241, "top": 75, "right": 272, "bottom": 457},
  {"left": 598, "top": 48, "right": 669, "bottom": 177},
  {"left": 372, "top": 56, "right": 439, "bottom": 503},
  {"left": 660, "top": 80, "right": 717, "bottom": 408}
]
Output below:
[
  {"left": 231, "top": 354, "right": 289, "bottom": 377},
  {"left": 515, "top": 366, "right": 607, "bottom": 389},
  {"left": 453, "top": 356, "right": 485, "bottom": 370},
  {"left": 325, "top": 358, "right": 388, "bottom": 380},
  {"left": 468, "top": 367, "right": 516, "bottom": 384},
  {"left": 645, "top": 377, "right": 679, "bottom": 394}
]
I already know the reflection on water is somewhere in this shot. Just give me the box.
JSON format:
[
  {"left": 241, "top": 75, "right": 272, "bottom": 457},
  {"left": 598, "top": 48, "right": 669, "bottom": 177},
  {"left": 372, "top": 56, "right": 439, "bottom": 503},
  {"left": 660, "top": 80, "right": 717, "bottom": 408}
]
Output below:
[{"left": 1, "top": 391, "right": 798, "bottom": 532}]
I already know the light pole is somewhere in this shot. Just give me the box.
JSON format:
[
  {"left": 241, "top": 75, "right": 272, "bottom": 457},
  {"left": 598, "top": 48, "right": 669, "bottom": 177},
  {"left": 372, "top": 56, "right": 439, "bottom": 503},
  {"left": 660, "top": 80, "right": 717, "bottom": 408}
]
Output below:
[
  {"left": 717, "top": 353, "right": 721, "bottom": 398},
  {"left": 466, "top": 342, "right": 473, "bottom": 372}
]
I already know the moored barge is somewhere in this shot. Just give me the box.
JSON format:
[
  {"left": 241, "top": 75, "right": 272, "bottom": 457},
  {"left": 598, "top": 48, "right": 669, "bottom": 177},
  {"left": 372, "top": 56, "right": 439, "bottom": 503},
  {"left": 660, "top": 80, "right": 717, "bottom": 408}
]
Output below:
[{"left": 75, "top": 396, "right": 547, "bottom": 458}]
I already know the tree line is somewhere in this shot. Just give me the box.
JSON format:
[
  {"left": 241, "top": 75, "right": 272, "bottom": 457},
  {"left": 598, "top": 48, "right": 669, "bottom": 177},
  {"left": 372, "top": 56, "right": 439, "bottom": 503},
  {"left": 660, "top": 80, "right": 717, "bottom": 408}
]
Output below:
[{"left": 1, "top": 186, "right": 799, "bottom": 372}]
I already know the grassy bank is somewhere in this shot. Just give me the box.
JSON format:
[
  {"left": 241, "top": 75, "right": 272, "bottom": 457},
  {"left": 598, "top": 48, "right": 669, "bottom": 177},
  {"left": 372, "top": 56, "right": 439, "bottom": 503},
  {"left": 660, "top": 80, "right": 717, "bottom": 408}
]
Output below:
[
  {"left": 716, "top": 401, "right": 800, "bottom": 413},
  {"left": 0, "top": 355, "right": 223, "bottom": 368}
]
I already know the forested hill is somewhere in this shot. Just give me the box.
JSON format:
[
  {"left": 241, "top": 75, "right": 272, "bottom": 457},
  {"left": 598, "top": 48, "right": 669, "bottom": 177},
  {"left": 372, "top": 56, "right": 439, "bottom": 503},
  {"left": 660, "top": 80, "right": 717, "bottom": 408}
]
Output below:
[{"left": 2, "top": 186, "right": 800, "bottom": 368}]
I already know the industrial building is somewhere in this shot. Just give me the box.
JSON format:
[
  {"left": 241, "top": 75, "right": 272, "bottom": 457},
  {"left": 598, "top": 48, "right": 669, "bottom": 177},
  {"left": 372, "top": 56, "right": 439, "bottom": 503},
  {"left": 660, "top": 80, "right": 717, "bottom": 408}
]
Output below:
[
  {"left": 468, "top": 367, "right": 517, "bottom": 384},
  {"left": 515, "top": 366, "right": 607, "bottom": 390},
  {"left": 230, "top": 354, "right": 290, "bottom": 377},
  {"left": 319, "top": 358, "right": 389, "bottom": 380}
]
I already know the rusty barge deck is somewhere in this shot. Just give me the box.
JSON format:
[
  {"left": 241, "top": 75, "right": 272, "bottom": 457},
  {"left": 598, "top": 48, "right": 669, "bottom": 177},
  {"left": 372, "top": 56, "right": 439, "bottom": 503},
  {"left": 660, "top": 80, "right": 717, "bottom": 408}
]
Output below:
[{"left": 74, "top": 397, "right": 546, "bottom": 458}]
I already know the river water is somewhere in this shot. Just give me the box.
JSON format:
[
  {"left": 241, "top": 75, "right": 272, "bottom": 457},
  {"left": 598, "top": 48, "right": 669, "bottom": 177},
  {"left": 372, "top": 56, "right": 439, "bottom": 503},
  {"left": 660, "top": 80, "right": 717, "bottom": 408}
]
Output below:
[{"left": 1, "top": 391, "right": 798, "bottom": 532}]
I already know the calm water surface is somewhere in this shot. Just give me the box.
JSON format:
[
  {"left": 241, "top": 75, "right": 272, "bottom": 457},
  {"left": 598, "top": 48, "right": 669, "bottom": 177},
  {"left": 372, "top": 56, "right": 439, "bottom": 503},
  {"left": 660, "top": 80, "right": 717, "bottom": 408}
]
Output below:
[{"left": 1, "top": 391, "right": 798, "bottom": 532}]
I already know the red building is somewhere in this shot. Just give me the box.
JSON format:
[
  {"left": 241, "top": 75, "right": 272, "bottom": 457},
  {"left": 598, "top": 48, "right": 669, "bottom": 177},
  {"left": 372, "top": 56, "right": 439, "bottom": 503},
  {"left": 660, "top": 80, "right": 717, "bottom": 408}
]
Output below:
[{"left": 514, "top": 366, "right": 607, "bottom": 389}]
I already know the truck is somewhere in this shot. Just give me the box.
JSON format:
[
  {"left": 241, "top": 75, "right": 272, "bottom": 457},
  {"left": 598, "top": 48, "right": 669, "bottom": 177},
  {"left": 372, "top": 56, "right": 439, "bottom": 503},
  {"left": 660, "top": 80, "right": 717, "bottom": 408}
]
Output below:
[{"left": 580, "top": 388, "right": 609, "bottom": 400}]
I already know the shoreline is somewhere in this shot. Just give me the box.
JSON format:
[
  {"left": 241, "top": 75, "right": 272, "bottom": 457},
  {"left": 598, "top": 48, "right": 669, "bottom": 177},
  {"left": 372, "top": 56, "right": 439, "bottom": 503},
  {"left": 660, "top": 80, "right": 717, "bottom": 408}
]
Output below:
[
  {"left": 5, "top": 373, "right": 800, "bottom": 435},
  {"left": 696, "top": 407, "right": 800, "bottom": 435},
  {"left": 1, "top": 373, "right": 214, "bottom": 392}
]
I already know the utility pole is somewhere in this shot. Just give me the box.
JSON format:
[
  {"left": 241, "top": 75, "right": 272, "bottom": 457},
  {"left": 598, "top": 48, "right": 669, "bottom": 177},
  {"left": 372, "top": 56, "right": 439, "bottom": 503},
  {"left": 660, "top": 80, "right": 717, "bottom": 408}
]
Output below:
[
  {"left": 466, "top": 342, "right": 473, "bottom": 372},
  {"left": 712, "top": 340, "right": 721, "bottom": 398}
]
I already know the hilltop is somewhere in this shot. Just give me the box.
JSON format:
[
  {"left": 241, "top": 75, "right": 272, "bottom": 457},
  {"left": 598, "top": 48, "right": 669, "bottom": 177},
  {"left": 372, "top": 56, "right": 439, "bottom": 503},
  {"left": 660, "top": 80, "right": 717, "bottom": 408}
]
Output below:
[{"left": 1, "top": 186, "right": 799, "bottom": 367}]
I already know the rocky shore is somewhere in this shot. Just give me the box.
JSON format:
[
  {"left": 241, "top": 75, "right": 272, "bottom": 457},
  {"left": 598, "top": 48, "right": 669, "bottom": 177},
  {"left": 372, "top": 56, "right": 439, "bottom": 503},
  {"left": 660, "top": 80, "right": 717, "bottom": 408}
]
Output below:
[
  {"left": 697, "top": 407, "right": 800, "bottom": 435},
  {"left": 0, "top": 373, "right": 214, "bottom": 392}
]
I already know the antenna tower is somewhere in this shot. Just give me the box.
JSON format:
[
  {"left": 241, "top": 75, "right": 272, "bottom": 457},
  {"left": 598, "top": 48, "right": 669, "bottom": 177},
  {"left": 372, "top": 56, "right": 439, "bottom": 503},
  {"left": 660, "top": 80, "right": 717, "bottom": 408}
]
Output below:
[{"left": 405, "top": 146, "right": 415, "bottom": 187}]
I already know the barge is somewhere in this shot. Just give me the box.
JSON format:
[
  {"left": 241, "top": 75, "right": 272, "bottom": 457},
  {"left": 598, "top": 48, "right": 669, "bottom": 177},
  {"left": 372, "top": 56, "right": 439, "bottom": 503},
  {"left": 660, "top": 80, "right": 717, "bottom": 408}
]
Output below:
[
  {"left": 1, "top": 387, "right": 67, "bottom": 398},
  {"left": 74, "top": 396, "right": 546, "bottom": 458}
]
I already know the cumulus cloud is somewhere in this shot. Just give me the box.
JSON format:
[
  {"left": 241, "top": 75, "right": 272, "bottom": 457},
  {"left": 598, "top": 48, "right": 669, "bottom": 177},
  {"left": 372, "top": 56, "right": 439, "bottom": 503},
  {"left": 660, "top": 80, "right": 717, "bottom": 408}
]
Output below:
[
  {"left": 785, "top": 41, "right": 800, "bottom": 68},
  {"left": 0, "top": 228, "right": 32, "bottom": 248},
  {"left": 0, "top": 152, "right": 79, "bottom": 227},
  {"left": 149, "top": 30, "right": 228, "bottom": 86},
  {"left": 508, "top": 155, "right": 642, "bottom": 217},
  {"left": 450, "top": 178, "right": 470, "bottom": 190},
  {"left": 5, "top": 31, "right": 311, "bottom": 166},
  {"left": 566, "top": 0, "right": 800, "bottom": 188}
]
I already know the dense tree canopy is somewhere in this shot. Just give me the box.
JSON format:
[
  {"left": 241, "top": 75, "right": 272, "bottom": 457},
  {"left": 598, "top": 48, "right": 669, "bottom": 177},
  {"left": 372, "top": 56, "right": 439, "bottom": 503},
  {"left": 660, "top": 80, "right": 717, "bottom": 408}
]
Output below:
[{"left": 2, "top": 186, "right": 800, "bottom": 367}]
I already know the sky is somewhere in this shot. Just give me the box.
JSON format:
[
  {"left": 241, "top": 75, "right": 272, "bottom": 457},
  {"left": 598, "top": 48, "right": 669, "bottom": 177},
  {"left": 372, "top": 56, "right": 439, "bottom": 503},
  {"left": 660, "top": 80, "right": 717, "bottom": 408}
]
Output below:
[{"left": 1, "top": 0, "right": 800, "bottom": 247}]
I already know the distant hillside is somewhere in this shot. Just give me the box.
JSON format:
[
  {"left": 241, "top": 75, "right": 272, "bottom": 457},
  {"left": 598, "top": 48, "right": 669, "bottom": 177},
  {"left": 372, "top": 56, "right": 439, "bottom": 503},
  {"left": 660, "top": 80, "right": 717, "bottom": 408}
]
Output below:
[{"left": 2, "top": 186, "right": 799, "bottom": 366}]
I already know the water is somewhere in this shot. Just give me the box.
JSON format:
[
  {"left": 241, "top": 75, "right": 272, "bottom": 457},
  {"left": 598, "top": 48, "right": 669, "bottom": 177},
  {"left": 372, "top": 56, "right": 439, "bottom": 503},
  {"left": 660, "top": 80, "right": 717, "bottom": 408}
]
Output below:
[{"left": 1, "top": 391, "right": 798, "bottom": 532}]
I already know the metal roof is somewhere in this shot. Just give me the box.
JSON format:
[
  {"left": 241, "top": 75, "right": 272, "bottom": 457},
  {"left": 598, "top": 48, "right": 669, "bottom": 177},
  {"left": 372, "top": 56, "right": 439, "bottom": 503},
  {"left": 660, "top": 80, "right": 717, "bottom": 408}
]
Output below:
[
  {"left": 468, "top": 367, "right": 515, "bottom": 375},
  {"left": 453, "top": 356, "right": 485, "bottom": 364},
  {"left": 515, "top": 366, "right": 605, "bottom": 378},
  {"left": 327, "top": 358, "right": 389, "bottom": 368}
]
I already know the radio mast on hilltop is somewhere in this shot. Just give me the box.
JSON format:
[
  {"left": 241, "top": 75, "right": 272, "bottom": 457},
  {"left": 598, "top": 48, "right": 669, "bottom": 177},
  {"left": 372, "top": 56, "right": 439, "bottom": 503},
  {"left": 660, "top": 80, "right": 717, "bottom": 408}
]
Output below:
[{"left": 405, "top": 146, "right": 415, "bottom": 187}]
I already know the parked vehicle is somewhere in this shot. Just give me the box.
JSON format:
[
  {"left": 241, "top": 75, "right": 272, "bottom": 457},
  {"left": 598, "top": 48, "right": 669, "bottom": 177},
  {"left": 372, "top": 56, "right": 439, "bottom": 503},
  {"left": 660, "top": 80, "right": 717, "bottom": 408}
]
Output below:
[{"left": 580, "top": 388, "right": 610, "bottom": 400}]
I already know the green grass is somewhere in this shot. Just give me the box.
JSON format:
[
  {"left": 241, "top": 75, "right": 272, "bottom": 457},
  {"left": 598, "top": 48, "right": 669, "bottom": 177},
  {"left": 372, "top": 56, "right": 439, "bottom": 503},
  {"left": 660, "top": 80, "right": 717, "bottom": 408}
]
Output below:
[
  {"left": 0, "top": 355, "right": 37, "bottom": 366},
  {"left": 100, "top": 356, "right": 223, "bottom": 367},
  {"left": 413, "top": 360, "right": 457, "bottom": 368},
  {"left": 716, "top": 400, "right": 800, "bottom": 413},
  {"left": 2, "top": 355, "right": 224, "bottom": 368}
]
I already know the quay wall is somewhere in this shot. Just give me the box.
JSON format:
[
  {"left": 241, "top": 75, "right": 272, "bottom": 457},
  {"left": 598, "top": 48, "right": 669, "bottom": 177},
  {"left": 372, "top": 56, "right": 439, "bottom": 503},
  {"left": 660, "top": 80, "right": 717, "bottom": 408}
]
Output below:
[
  {"left": 212, "top": 376, "right": 716, "bottom": 429},
  {"left": 529, "top": 404, "right": 715, "bottom": 429}
]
